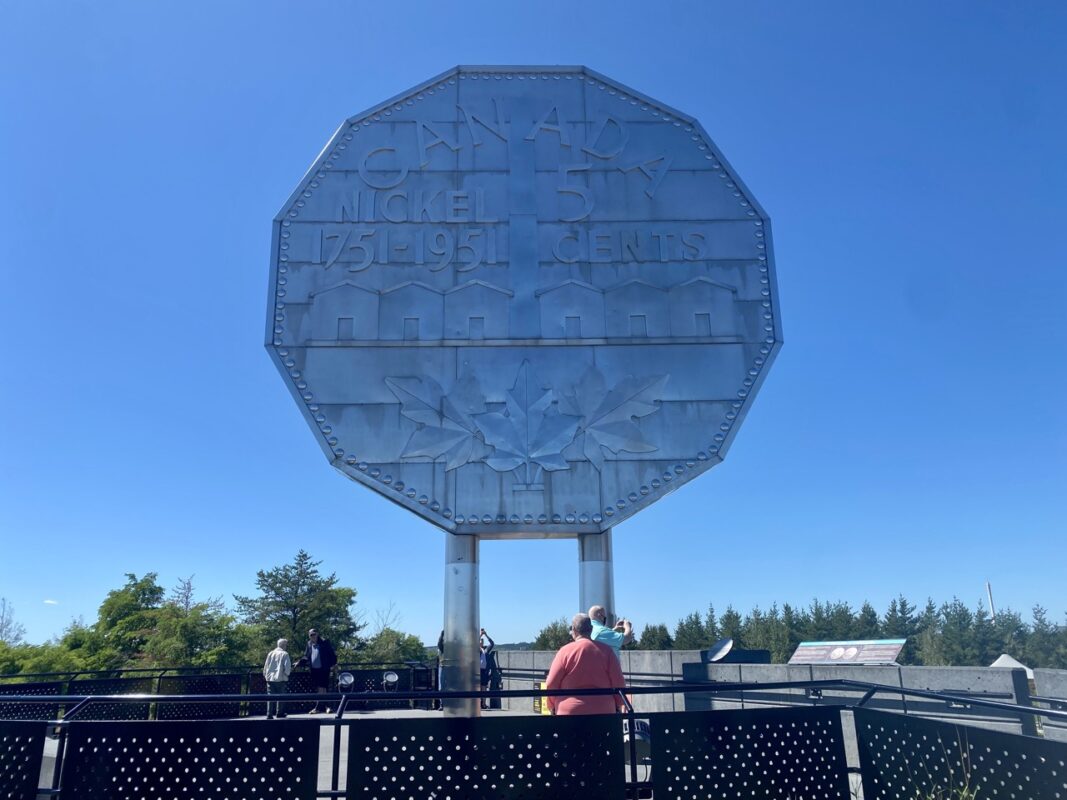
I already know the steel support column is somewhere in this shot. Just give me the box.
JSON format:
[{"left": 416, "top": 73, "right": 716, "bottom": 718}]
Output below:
[
  {"left": 442, "top": 533, "right": 479, "bottom": 717},
  {"left": 578, "top": 528, "right": 616, "bottom": 623}
]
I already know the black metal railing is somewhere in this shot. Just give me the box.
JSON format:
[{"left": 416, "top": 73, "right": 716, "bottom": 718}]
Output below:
[
  {"left": 0, "top": 662, "right": 438, "bottom": 720},
  {"left": 0, "top": 659, "right": 430, "bottom": 685},
  {"left": 1, "top": 679, "right": 1066, "bottom": 799}
]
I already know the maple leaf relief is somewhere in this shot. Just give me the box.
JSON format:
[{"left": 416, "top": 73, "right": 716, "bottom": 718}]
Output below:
[
  {"left": 385, "top": 368, "right": 488, "bottom": 471},
  {"left": 473, "top": 361, "right": 580, "bottom": 482},
  {"left": 561, "top": 366, "right": 669, "bottom": 472},
  {"left": 385, "top": 362, "right": 667, "bottom": 477}
]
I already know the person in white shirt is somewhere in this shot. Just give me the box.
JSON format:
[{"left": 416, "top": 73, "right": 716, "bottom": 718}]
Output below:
[{"left": 262, "top": 639, "right": 292, "bottom": 719}]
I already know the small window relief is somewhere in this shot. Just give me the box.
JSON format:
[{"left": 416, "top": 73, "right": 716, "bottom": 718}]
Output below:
[{"left": 695, "top": 312, "right": 712, "bottom": 336}]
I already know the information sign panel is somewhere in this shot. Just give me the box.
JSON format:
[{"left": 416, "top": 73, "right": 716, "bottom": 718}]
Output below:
[{"left": 789, "top": 639, "right": 907, "bottom": 665}]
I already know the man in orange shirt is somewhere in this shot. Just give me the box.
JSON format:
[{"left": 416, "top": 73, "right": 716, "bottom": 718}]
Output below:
[{"left": 545, "top": 613, "right": 626, "bottom": 715}]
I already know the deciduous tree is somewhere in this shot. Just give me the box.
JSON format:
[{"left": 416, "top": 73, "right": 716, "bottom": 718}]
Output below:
[
  {"left": 533, "top": 618, "right": 571, "bottom": 650},
  {"left": 0, "top": 599, "right": 26, "bottom": 645}
]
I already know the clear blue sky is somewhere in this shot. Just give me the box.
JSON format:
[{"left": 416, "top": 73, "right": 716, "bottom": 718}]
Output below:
[{"left": 2, "top": 2, "right": 1064, "bottom": 647}]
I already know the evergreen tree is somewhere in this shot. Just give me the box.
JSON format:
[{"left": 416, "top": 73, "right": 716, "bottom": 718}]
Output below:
[
  {"left": 674, "top": 611, "right": 710, "bottom": 650},
  {"left": 936, "top": 598, "right": 975, "bottom": 666},
  {"left": 636, "top": 623, "right": 673, "bottom": 650},
  {"left": 743, "top": 605, "right": 792, "bottom": 662},
  {"left": 719, "top": 606, "right": 744, "bottom": 645},
  {"left": 883, "top": 595, "right": 919, "bottom": 664},
  {"left": 991, "top": 608, "right": 1027, "bottom": 661},
  {"left": 234, "top": 550, "right": 363, "bottom": 657},
  {"left": 854, "top": 602, "right": 882, "bottom": 640},
  {"left": 806, "top": 600, "right": 832, "bottom": 641},
  {"left": 1026, "top": 606, "right": 1057, "bottom": 667},
  {"left": 827, "top": 601, "right": 856, "bottom": 640},
  {"left": 914, "top": 599, "right": 943, "bottom": 666},
  {"left": 781, "top": 603, "right": 804, "bottom": 658},
  {"left": 971, "top": 604, "right": 999, "bottom": 666},
  {"left": 704, "top": 605, "right": 720, "bottom": 642}
]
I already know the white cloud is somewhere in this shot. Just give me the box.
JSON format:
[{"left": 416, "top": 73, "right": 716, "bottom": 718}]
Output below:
[{"left": 43, "top": 599, "right": 59, "bottom": 606}]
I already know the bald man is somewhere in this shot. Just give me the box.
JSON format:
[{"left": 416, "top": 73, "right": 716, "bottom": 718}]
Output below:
[{"left": 588, "top": 605, "right": 633, "bottom": 659}]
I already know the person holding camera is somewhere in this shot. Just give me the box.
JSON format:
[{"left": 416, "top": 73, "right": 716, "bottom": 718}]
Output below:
[
  {"left": 588, "top": 605, "right": 633, "bottom": 661},
  {"left": 479, "top": 628, "right": 496, "bottom": 709}
]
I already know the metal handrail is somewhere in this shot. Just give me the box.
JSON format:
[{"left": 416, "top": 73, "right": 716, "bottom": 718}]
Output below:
[
  {"left": 3, "top": 678, "right": 1066, "bottom": 723},
  {"left": 1030, "top": 694, "right": 1067, "bottom": 709},
  {"left": 0, "top": 659, "right": 434, "bottom": 684}
]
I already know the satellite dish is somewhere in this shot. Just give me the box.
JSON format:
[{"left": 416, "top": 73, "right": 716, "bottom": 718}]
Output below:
[{"left": 704, "top": 638, "right": 735, "bottom": 663}]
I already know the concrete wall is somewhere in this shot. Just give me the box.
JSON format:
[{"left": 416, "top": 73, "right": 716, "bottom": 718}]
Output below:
[
  {"left": 1034, "top": 668, "right": 1067, "bottom": 742},
  {"left": 495, "top": 649, "right": 701, "bottom": 713},
  {"left": 499, "top": 652, "right": 1037, "bottom": 735},
  {"left": 678, "top": 660, "right": 1035, "bottom": 734},
  {"left": 900, "top": 666, "right": 1035, "bottom": 734}
]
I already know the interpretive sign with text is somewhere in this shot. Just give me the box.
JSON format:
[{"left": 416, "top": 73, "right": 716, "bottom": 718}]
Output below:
[
  {"left": 266, "top": 66, "right": 781, "bottom": 536},
  {"left": 789, "top": 640, "right": 907, "bottom": 666}
]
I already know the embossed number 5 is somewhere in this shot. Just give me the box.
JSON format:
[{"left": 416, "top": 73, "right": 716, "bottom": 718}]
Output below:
[
  {"left": 557, "top": 164, "right": 592, "bottom": 223},
  {"left": 456, "top": 229, "right": 483, "bottom": 272}
]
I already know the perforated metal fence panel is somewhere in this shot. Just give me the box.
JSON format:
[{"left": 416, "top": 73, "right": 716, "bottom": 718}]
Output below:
[
  {"left": 854, "top": 707, "right": 1067, "bottom": 800},
  {"left": 346, "top": 668, "right": 413, "bottom": 710},
  {"left": 345, "top": 712, "right": 625, "bottom": 799},
  {"left": 0, "top": 681, "right": 63, "bottom": 721},
  {"left": 156, "top": 674, "right": 243, "bottom": 720},
  {"left": 0, "top": 720, "right": 47, "bottom": 800},
  {"left": 60, "top": 719, "right": 320, "bottom": 800},
  {"left": 65, "top": 677, "right": 154, "bottom": 721},
  {"left": 248, "top": 672, "right": 318, "bottom": 716},
  {"left": 649, "top": 705, "right": 851, "bottom": 800}
]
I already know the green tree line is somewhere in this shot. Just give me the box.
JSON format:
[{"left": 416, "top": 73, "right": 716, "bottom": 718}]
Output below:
[
  {"left": 537, "top": 596, "right": 1067, "bottom": 668},
  {"left": 0, "top": 550, "right": 428, "bottom": 677}
]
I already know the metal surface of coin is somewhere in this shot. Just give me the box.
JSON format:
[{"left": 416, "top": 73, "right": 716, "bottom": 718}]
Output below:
[{"left": 266, "top": 66, "right": 782, "bottom": 537}]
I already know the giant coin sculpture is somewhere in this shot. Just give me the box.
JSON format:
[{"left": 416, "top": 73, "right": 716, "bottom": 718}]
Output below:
[
  {"left": 267, "top": 66, "right": 780, "bottom": 532},
  {"left": 266, "top": 66, "right": 781, "bottom": 712}
]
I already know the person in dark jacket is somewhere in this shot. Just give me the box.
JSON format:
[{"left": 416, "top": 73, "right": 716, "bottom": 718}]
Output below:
[
  {"left": 479, "top": 628, "right": 496, "bottom": 709},
  {"left": 296, "top": 628, "right": 337, "bottom": 713}
]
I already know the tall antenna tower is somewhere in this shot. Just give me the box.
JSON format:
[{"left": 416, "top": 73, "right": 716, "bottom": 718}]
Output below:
[{"left": 986, "top": 581, "right": 997, "bottom": 622}]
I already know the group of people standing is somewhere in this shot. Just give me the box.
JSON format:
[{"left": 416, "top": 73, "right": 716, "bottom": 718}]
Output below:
[
  {"left": 260, "top": 606, "right": 633, "bottom": 718},
  {"left": 437, "top": 627, "right": 501, "bottom": 709},
  {"left": 261, "top": 628, "right": 337, "bottom": 719},
  {"left": 544, "top": 605, "right": 634, "bottom": 716}
]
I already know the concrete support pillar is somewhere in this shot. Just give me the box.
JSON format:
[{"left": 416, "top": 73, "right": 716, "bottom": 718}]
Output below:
[
  {"left": 578, "top": 528, "right": 616, "bottom": 623},
  {"left": 442, "top": 533, "right": 479, "bottom": 717}
]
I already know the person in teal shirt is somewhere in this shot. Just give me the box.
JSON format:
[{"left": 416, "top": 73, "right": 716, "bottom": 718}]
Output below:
[{"left": 588, "top": 605, "right": 634, "bottom": 659}]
